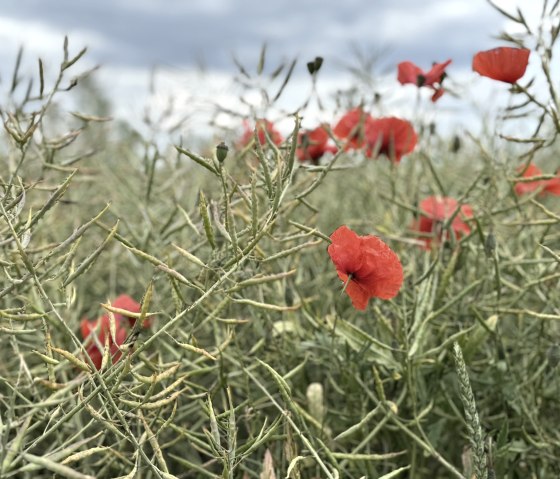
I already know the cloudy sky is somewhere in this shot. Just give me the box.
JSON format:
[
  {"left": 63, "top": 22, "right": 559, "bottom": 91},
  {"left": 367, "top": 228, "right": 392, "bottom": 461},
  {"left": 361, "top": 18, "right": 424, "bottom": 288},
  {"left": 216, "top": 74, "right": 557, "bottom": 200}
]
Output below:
[{"left": 0, "top": 0, "right": 544, "bottom": 137}]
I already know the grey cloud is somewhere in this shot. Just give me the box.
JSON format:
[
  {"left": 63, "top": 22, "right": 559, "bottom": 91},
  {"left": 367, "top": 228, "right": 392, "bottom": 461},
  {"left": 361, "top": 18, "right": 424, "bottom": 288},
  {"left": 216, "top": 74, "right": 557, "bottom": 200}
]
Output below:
[{"left": 0, "top": 0, "right": 505, "bottom": 78}]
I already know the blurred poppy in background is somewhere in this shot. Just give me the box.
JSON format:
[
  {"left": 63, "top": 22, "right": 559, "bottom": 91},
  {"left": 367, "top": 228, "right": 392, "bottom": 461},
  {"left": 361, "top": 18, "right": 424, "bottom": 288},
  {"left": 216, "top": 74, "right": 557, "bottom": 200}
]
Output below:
[
  {"left": 398, "top": 59, "right": 452, "bottom": 101},
  {"left": 412, "top": 196, "right": 473, "bottom": 248},
  {"left": 365, "top": 117, "right": 418, "bottom": 162},
  {"left": 327, "top": 225, "right": 403, "bottom": 310},
  {"left": 79, "top": 294, "right": 149, "bottom": 370},
  {"left": 333, "top": 108, "right": 374, "bottom": 150},
  {"left": 80, "top": 315, "right": 127, "bottom": 370},
  {"left": 239, "top": 119, "right": 284, "bottom": 147},
  {"left": 472, "top": 47, "right": 530, "bottom": 83},
  {"left": 545, "top": 172, "right": 560, "bottom": 195},
  {"left": 514, "top": 163, "right": 545, "bottom": 196},
  {"left": 514, "top": 163, "right": 560, "bottom": 196},
  {"left": 297, "top": 125, "right": 337, "bottom": 164},
  {"left": 112, "top": 294, "right": 146, "bottom": 328}
]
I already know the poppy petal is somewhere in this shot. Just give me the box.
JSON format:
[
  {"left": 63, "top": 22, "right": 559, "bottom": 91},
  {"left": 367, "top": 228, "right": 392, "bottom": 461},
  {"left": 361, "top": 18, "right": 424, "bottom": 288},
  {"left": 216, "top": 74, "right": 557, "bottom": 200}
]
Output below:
[
  {"left": 431, "top": 88, "right": 445, "bottom": 102},
  {"left": 328, "top": 226, "right": 364, "bottom": 275},
  {"left": 333, "top": 108, "right": 373, "bottom": 149},
  {"left": 80, "top": 318, "right": 95, "bottom": 339},
  {"left": 365, "top": 117, "right": 417, "bottom": 162},
  {"left": 514, "top": 163, "right": 544, "bottom": 195},
  {"left": 424, "top": 60, "right": 452, "bottom": 85},
  {"left": 397, "top": 61, "right": 424, "bottom": 85},
  {"left": 86, "top": 345, "right": 103, "bottom": 370},
  {"left": 339, "top": 273, "right": 371, "bottom": 310},
  {"left": 544, "top": 176, "right": 560, "bottom": 195},
  {"left": 358, "top": 236, "right": 404, "bottom": 300},
  {"left": 239, "top": 119, "right": 283, "bottom": 147},
  {"left": 413, "top": 196, "right": 473, "bottom": 247},
  {"left": 297, "top": 125, "right": 334, "bottom": 163},
  {"left": 472, "top": 47, "right": 530, "bottom": 84}
]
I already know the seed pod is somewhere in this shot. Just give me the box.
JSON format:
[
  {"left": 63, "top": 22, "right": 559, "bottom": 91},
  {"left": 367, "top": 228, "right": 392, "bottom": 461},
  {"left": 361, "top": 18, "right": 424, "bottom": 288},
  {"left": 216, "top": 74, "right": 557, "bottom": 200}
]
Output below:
[{"left": 215, "top": 141, "right": 229, "bottom": 163}]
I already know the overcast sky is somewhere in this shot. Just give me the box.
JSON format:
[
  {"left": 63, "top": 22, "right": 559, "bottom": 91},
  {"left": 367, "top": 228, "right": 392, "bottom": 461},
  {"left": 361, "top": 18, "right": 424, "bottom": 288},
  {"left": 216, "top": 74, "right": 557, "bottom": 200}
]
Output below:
[{"left": 0, "top": 0, "right": 544, "bottom": 137}]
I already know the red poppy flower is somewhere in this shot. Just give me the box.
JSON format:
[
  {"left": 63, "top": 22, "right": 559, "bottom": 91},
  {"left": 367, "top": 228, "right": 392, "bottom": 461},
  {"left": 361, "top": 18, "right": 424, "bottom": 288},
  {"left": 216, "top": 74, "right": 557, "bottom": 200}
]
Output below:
[
  {"left": 514, "top": 163, "right": 545, "bottom": 196},
  {"left": 545, "top": 173, "right": 560, "bottom": 195},
  {"left": 333, "top": 108, "right": 374, "bottom": 150},
  {"left": 472, "top": 47, "right": 530, "bottom": 84},
  {"left": 327, "top": 225, "right": 403, "bottom": 310},
  {"left": 364, "top": 117, "right": 417, "bottom": 162},
  {"left": 297, "top": 125, "right": 338, "bottom": 164},
  {"left": 397, "top": 59, "right": 452, "bottom": 102},
  {"left": 112, "top": 294, "right": 149, "bottom": 328},
  {"left": 80, "top": 315, "right": 127, "bottom": 370},
  {"left": 431, "top": 88, "right": 445, "bottom": 102},
  {"left": 239, "top": 119, "right": 283, "bottom": 148},
  {"left": 412, "top": 196, "right": 473, "bottom": 248},
  {"left": 514, "top": 163, "right": 560, "bottom": 196}
]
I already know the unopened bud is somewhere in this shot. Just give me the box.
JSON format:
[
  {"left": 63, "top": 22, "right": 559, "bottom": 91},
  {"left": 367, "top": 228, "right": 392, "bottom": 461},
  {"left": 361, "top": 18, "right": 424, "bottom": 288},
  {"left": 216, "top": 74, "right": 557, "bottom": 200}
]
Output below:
[
  {"left": 450, "top": 135, "right": 461, "bottom": 153},
  {"left": 306, "top": 56, "right": 323, "bottom": 75},
  {"left": 216, "top": 141, "right": 229, "bottom": 163}
]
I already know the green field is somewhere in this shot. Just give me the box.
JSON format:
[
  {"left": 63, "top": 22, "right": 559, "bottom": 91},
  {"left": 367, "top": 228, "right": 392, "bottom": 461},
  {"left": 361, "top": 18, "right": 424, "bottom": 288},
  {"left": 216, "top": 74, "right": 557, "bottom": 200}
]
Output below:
[{"left": 1, "top": 5, "right": 560, "bottom": 479}]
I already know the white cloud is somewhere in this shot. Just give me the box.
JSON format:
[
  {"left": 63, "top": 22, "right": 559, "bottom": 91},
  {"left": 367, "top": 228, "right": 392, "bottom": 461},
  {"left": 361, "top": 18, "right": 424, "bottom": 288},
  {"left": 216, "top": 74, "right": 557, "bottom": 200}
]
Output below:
[{"left": 0, "top": 16, "right": 104, "bottom": 61}]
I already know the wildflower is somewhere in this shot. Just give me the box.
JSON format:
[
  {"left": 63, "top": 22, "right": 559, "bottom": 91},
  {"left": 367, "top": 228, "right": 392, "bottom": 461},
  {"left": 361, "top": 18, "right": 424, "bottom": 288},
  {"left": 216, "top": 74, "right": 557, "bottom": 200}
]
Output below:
[
  {"left": 216, "top": 141, "right": 229, "bottom": 163},
  {"left": 297, "top": 125, "right": 337, "bottom": 164},
  {"left": 514, "top": 163, "right": 560, "bottom": 196},
  {"left": 545, "top": 173, "right": 560, "bottom": 195},
  {"left": 333, "top": 108, "right": 374, "bottom": 150},
  {"left": 112, "top": 294, "right": 148, "bottom": 328},
  {"left": 80, "top": 315, "right": 127, "bottom": 370},
  {"left": 239, "top": 119, "right": 283, "bottom": 148},
  {"left": 514, "top": 163, "right": 544, "bottom": 196},
  {"left": 365, "top": 117, "right": 417, "bottom": 162},
  {"left": 472, "top": 47, "right": 530, "bottom": 84},
  {"left": 79, "top": 295, "right": 147, "bottom": 370},
  {"left": 412, "top": 196, "right": 473, "bottom": 248},
  {"left": 397, "top": 59, "right": 452, "bottom": 101},
  {"left": 327, "top": 225, "right": 403, "bottom": 310}
]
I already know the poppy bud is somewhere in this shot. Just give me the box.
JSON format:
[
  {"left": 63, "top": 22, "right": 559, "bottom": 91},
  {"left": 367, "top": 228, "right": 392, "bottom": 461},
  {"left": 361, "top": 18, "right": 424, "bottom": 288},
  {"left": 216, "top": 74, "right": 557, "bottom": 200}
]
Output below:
[
  {"left": 216, "top": 142, "right": 229, "bottom": 163},
  {"left": 450, "top": 135, "right": 461, "bottom": 153},
  {"left": 307, "top": 56, "right": 323, "bottom": 75}
]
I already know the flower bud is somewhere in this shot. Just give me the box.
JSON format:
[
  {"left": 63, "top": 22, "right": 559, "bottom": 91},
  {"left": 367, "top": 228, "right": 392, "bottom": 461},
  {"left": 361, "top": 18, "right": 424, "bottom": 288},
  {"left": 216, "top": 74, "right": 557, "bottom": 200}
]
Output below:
[{"left": 216, "top": 141, "right": 229, "bottom": 163}]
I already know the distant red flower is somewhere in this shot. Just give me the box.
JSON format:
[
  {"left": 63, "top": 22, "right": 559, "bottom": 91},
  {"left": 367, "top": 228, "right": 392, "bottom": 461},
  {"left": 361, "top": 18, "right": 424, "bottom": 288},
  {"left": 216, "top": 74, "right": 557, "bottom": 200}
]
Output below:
[
  {"left": 431, "top": 88, "right": 445, "bottom": 102},
  {"left": 333, "top": 108, "right": 374, "bottom": 150},
  {"left": 239, "top": 119, "right": 283, "bottom": 148},
  {"left": 413, "top": 196, "right": 473, "bottom": 248},
  {"left": 514, "top": 163, "right": 560, "bottom": 196},
  {"left": 112, "top": 294, "right": 148, "bottom": 328},
  {"left": 545, "top": 173, "right": 560, "bottom": 195},
  {"left": 80, "top": 315, "right": 127, "bottom": 370},
  {"left": 297, "top": 125, "right": 337, "bottom": 164},
  {"left": 365, "top": 117, "right": 418, "bottom": 162},
  {"left": 398, "top": 59, "right": 452, "bottom": 102},
  {"left": 514, "top": 163, "right": 544, "bottom": 196},
  {"left": 78, "top": 294, "right": 149, "bottom": 370},
  {"left": 472, "top": 47, "right": 530, "bottom": 84},
  {"left": 327, "top": 225, "right": 403, "bottom": 310}
]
